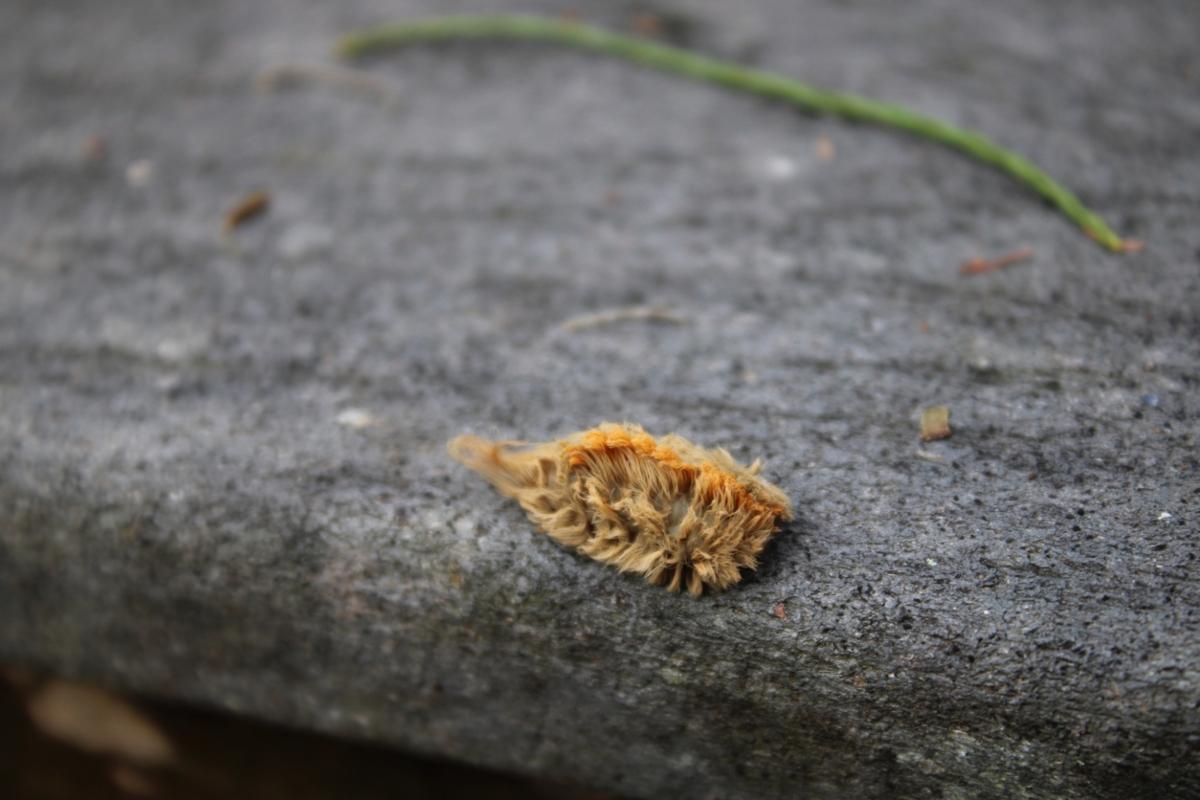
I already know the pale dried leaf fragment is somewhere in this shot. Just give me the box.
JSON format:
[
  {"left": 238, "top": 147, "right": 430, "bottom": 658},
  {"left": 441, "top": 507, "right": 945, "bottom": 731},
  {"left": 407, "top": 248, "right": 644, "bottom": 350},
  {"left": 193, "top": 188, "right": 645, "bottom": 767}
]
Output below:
[
  {"left": 336, "top": 408, "right": 378, "bottom": 429},
  {"left": 25, "top": 680, "right": 175, "bottom": 766},
  {"left": 449, "top": 423, "right": 793, "bottom": 596},
  {"left": 920, "top": 406, "right": 952, "bottom": 442},
  {"left": 560, "top": 306, "right": 686, "bottom": 332}
]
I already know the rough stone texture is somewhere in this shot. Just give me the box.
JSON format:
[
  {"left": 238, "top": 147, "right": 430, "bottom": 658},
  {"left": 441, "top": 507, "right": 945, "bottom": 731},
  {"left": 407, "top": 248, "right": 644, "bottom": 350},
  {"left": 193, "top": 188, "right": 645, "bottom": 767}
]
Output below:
[{"left": 2, "top": 0, "right": 1198, "bottom": 797}]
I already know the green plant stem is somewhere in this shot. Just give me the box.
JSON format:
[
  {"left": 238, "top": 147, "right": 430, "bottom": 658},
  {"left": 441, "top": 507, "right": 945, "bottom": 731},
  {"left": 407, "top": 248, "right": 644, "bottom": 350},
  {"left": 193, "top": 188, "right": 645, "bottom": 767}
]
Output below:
[{"left": 336, "top": 15, "right": 1131, "bottom": 252}]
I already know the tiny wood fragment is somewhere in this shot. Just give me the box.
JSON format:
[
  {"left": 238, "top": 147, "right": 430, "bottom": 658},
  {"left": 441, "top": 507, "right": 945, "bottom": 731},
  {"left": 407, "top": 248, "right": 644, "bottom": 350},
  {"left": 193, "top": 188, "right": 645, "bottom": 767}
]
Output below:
[
  {"left": 959, "top": 247, "right": 1033, "bottom": 276},
  {"left": 920, "top": 406, "right": 952, "bottom": 442},
  {"left": 449, "top": 423, "right": 793, "bottom": 596},
  {"left": 223, "top": 190, "right": 271, "bottom": 232}
]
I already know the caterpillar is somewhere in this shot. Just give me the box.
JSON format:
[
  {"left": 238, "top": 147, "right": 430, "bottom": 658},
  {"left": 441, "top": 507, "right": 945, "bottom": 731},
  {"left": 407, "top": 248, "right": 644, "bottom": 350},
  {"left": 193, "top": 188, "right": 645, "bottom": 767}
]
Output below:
[{"left": 448, "top": 423, "right": 792, "bottom": 596}]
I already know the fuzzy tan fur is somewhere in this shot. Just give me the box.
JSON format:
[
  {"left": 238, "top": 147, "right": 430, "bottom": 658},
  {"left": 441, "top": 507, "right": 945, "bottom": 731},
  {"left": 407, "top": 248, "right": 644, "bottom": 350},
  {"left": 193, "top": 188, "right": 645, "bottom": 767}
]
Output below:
[{"left": 448, "top": 423, "right": 792, "bottom": 596}]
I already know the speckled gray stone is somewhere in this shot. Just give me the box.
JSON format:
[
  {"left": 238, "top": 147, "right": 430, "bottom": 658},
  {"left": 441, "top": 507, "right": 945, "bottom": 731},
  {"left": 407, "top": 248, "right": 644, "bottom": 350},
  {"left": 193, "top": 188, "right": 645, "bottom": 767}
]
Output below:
[{"left": 1, "top": 1, "right": 1198, "bottom": 797}]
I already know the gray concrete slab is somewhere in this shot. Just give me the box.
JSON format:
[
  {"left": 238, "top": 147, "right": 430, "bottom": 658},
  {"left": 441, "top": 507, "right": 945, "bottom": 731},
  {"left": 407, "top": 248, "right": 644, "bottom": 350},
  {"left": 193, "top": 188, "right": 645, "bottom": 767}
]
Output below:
[{"left": 2, "top": 1, "right": 1197, "bottom": 797}]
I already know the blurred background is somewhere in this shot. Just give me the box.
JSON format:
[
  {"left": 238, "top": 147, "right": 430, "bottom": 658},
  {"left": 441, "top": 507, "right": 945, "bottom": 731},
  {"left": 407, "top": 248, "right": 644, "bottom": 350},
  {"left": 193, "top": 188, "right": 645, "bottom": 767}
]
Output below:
[{"left": 1, "top": 669, "right": 614, "bottom": 799}]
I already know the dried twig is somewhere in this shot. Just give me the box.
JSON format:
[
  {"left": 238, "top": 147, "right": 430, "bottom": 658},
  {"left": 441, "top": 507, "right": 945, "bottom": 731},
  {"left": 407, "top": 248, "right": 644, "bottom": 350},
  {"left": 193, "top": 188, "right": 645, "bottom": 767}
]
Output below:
[
  {"left": 223, "top": 190, "right": 271, "bottom": 233},
  {"left": 959, "top": 247, "right": 1033, "bottom": 276},
  {"left": 560, "top": 306, "right": 686, "bottom": 332}
]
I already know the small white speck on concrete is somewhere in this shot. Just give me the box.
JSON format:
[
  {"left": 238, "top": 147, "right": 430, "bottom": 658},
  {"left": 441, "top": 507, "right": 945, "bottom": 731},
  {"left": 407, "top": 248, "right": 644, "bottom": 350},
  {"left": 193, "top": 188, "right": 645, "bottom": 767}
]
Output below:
[
  {"left": 926, "top": 558, "right": 939, "bottom": 567},
  {"left": 278, "top": 223, "right": 333, "bottom": 260},
  {"left": 659, "top": 666, "right": 685, "bottom": 685},
  {"left": 452, "top": 514, "right": 477, "bottom": 537},
  {"left": 125, "top": 159, "right": 154, "bottom": 187},
  {"left": 1157, "top": 511, "right": 1172, "bottom": 521},
  {"left": 155, "top": 333, "right": 209, "bottom": 362},
  {"left": 758, "top": 154, "right": 798, "bottom": 181},
  {"left": 336, "top": 408, "right": 377, "bottom": 429},
  {"left": 410, "top": 508, "right": 450, "bottom": 539}
]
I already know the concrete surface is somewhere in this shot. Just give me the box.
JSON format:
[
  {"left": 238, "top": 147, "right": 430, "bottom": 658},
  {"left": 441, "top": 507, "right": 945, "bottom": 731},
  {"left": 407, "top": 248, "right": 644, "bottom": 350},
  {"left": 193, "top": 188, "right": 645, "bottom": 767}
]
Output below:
[{"left": 1, "top": 0, "right": 1198, "bottom": 797}]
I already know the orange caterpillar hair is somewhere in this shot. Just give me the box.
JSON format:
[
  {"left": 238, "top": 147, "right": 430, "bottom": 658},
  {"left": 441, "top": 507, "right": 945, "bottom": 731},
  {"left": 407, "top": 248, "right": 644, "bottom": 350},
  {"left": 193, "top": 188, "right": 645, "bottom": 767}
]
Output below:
[{"left": 448, "top": 423, "right": 792, "bottom": 596}]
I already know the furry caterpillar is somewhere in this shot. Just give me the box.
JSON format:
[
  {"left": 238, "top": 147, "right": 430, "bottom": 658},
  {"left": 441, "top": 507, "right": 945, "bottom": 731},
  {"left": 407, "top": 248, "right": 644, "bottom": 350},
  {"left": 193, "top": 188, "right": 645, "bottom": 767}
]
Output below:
[{"left": 448, "top": 423, "right": 792, "bottom": 596}]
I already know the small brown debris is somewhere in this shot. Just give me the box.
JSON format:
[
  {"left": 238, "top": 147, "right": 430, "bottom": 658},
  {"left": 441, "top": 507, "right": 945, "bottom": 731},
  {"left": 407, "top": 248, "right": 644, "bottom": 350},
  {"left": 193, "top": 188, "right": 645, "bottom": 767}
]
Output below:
[
  {"left": 25, "top": 680, "right": 175, "bottom": 765},
  {"left": 631, "top": 13, "right": 663, "bottom": 37},
  {"left": 223, "top": 189, "right": 271, "bottom": 233},
  {"left": 960, "top": 247, "right": 1033, "bottom": 276},
  {"left": 82, "top": 135, "right": 108, "bottom": 162},
  {"left": 110, "top": 764, "right": 160, "bottom": 797},
  {"left": 917, "top": 320, "right": 931, "bottom": 334},
  {"left": 1, "top": 664, "right": 37, "bottom": 690},
  {"left": 814, "top": 134, "right": 835, "bottom": 162},
  {"left": 920, "top": 406, "right": 952, "bottom": 442},
  {"left": 772, "top": 601, "right": 788, "bottom": 620}
]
